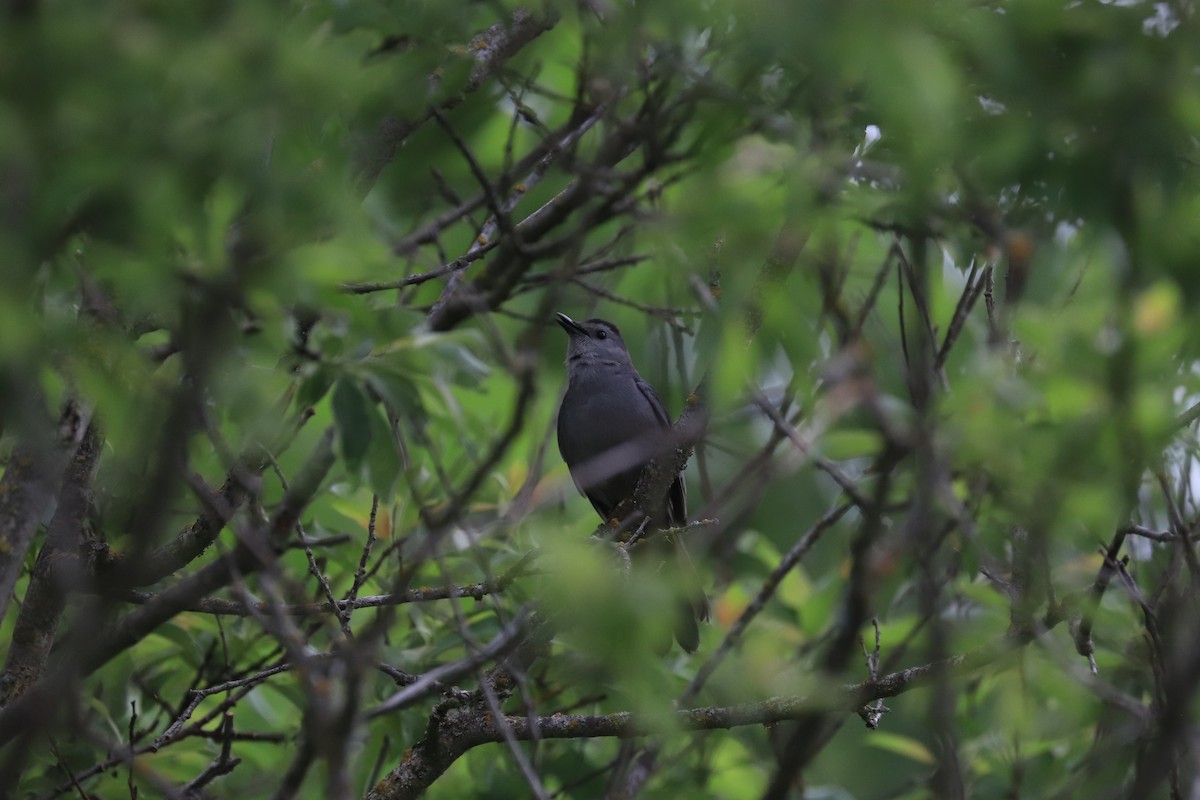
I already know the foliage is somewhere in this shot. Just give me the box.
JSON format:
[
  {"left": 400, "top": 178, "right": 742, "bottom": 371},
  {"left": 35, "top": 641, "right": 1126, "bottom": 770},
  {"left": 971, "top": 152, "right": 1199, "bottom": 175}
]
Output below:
[{"left": 1, "top": 0, "right": 1199, "bottom": 798}]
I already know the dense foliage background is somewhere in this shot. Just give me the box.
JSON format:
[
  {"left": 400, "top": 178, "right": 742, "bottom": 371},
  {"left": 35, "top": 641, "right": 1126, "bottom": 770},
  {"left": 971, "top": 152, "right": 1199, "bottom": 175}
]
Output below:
[{"left": 2, "top": 0, "right": 1200, "bottom": 797}]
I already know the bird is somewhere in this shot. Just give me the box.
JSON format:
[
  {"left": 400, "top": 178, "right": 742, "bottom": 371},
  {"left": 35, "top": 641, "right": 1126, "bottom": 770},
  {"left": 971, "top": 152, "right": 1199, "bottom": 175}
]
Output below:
[{"left": 554, "top": 312, "right": 709, "bottom": 652}]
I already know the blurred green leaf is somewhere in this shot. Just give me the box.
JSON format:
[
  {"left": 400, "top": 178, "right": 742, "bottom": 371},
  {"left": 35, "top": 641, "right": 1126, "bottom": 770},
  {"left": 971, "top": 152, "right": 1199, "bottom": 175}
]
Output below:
[{"left": 332, "top": 377, "right": 372, "bottom": 470}]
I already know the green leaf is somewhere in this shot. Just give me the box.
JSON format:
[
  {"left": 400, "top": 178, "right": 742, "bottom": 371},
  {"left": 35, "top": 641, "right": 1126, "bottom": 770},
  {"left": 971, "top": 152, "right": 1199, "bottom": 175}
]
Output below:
[
  {"left": 365, "top": 403, "right": 402, "bottom": 500},
  {"left": 820, "top": 428, "right": 883, "bottom": 460},
  {"left": 332, "top": 378, "right": 372, "bottom": 470},
  {"left": 296, "top": 362, "right": 336, "bottom": 409},
  {"left": 867, "top": 732, "right": 937, "bottom": 765},
  {"left": 362, "top": 366, "right": 426, "bottom": 427}
]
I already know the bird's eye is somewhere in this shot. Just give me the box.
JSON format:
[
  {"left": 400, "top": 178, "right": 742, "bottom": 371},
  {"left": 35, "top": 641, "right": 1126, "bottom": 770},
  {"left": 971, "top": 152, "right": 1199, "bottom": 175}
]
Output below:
[{"left": 595, "top": 329, "right": 607, "bottom": 340}]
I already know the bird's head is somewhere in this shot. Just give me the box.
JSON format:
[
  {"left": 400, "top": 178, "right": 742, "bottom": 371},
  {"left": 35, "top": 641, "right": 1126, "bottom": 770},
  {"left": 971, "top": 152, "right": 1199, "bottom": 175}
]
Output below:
[{"left": 555, "top": 312, "right": 633, "bottom": 369}]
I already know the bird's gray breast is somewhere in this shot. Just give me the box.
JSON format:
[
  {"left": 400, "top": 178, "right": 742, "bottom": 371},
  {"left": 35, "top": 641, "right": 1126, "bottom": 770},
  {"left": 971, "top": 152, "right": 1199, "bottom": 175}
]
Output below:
[{"left": 557, "top": 368, "right": 666, "bottom": 500}]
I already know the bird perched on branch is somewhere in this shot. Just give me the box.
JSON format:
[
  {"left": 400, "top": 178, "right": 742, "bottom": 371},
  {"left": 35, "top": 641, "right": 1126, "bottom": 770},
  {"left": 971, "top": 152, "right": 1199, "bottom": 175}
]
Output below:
[{"left": 554, "top": 312, "right": 709, "bottom": 652}]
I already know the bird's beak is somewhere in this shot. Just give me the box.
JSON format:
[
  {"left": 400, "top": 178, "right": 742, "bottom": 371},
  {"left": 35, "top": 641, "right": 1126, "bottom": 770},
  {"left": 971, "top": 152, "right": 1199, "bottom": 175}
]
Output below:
[{"left": 555, "top": 312, "right": 586, "bottom": 336}]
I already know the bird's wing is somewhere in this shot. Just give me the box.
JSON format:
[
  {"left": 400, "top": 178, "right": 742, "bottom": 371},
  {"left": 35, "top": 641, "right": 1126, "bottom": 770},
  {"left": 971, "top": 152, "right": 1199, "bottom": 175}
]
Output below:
[
  {"left": 634, "top": 377, "right": 687, "bottom": 525},
  {"left": 634, "top": 377, "right": 672, "bottom": 430},
  {"left": 635, "top": 377, "right": 707, "bottom": 648}
]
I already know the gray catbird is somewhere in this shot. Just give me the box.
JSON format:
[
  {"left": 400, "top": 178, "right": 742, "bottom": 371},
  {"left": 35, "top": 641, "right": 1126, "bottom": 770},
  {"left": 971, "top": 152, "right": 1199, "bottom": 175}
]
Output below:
[{"left": 555, "top": 312, "right": 709, "bottom": 652}]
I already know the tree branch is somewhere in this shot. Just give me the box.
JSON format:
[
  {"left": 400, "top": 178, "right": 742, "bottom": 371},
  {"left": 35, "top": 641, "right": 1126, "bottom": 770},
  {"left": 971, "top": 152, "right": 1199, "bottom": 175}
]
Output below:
[
  {"left": 351, "top": 9, "right": 558, "bottom": 195},
  {"left": 0, "top": 401, "right": 91, "bottom": 624},
  {"left": 0, "top": 428, "right": 337, "bottom": 748},
  {"left": 0, "top": 421, "right": 102, "bottom": 706},
  {"left": 367, "top": 626, "right": 1042, "bottom": 800},
  {"left": 111, "top": 552, "right": 536, "bottom": 617}
]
